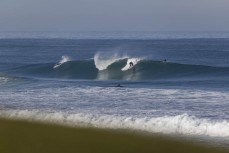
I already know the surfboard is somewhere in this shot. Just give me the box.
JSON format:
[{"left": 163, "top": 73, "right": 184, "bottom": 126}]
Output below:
[
  {"left": 121, "top": 58, "right": 140, "bottom": 71},
  {"left": 122, "top": 65, "right": 133, "bottom": 71},
  {"left": 53, "top": 63, "right": 62, "bottom": 69}
]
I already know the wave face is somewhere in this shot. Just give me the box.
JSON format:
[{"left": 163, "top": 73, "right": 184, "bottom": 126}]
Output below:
[
  {"left": 94, "top": 53, "right": 128, "bottom": 71},
  {"left": 8, "top": 58, "right": 229, "bottom": 81}
]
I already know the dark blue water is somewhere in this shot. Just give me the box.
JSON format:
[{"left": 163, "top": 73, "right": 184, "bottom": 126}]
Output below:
[{"left": 0, "top": 32, "right": 229, "bottom": 143}]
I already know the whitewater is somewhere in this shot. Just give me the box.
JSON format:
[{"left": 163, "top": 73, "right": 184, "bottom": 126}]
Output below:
[
  {"left": 0, "top": 32, "right": 229, "bottom": 146},
  {"left": 1, "top": 86, "right": 229, "bottom": 138}
]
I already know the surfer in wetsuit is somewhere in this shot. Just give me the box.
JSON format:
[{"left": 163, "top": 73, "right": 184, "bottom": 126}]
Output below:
[
  {"left": 116, "top": 84, "right": 123, "bottom": 87},
  {"left": 129, "top": 61, "right": 134, "bottom": 68},
  {"left": 129, "top": 61, "right": 136, "bottom": 73},
  {"left": 162, "top": 59, "right": 167, "bottom": 63}
]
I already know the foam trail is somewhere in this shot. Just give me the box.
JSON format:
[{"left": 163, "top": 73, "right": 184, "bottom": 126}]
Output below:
[
  {"left": 53, "top": 56, "right": 71, "bottom": 69},
  {"left": 1, "top": 110, "right": 229, "bottom": 138},
  {"left": 121, "top": 58, "right": 142, "bottom": 71},
  {"left": 94, "top": 53, "right": 127, "bottom": 70}
]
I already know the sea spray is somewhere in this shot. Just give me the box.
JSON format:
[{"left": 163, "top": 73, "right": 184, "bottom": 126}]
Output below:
[
  {"left": 53, "top": 56, "right": 71, "bottom": 69},
  {"left": 94, "top": 53, "right": 128, "bottom": 70}
]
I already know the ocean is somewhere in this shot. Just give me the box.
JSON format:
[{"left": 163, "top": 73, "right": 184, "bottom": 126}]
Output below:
[{"left": 0, "top": 31, "right": 229, "bottom": 145}]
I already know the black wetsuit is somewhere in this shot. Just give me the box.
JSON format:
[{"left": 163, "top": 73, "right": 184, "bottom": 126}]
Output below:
[{"left": 116, "top": 84, "right": 123, "bottom": 87}]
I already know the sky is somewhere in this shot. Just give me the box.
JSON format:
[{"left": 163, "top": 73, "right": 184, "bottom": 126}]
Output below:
[{"left": 1, "top": 0, "right": 229, "bottom": 31}]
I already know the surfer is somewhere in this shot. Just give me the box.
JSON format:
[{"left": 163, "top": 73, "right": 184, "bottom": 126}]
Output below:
[
  {"left": 162, "top": 59, "right": 167, "bottom": 63},
  {"left": 129, "top": 61, "right": 136, "bottom": 73},
  {"left": 129, "top": 61, "right": 134, "bottom": 68},
  {"left": 116, "top": 84, "right": 123, "bottom": 87}
]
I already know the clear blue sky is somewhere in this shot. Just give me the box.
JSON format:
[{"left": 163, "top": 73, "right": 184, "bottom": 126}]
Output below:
[{"left": 1, "top": 0, "right": 229, "bottom": 31}]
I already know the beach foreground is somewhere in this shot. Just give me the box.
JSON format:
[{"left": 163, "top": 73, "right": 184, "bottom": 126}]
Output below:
[{"left": 0, "top": 118, "right": 228, "bottom": 153}]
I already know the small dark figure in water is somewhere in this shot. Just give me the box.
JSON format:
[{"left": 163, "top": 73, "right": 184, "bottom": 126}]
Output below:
[
  {"left": 129, "top": 61, "right": 134, "bottom": 67},
  {"left": 116, "top": 84, "right": 123, "bottom": 87},
  {"left": 162, "top": 59, "right": 167, "bottom": 63}
]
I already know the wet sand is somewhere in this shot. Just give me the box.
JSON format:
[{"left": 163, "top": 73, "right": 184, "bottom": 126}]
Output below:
[{"left": 0, "top": 118, "right": 228, "bottom": 153}]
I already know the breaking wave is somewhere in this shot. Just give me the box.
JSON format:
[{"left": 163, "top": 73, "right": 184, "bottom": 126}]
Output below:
[
  {"left": 53, "top": 55, "right": 71, "bottom": 69},
  {"left": 6, "top": 55, "right": 229, "bottom": 80},
  {"left": 94, "top": 53, "right": 129, "bottom": 70},
  {"left": 1, "top": 110, "right": 229, "bottom": 138}
]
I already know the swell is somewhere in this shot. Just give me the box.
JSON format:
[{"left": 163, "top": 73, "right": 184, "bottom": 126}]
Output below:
[{"left": 6, "top": 59, "right": 229, "bottom": 81}]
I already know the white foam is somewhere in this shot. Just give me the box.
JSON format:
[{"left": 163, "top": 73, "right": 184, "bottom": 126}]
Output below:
[
  {"left": 1, "top": 86, "right": 229, "bottom": 139},
  {"left": 1, "top": 110, "right": 229, "bottom": 138},
  {"left": 121, "top": 58, "right": 142, "bottom": 71},
  {"left": 53, "top": 56, "right": 71, "bottom": 69},
  {"left": 94, "top": 53, "right": 128, "bottom": 70},
  {"left": 0, "top": 76, "right": 10, "bottom": 85}
]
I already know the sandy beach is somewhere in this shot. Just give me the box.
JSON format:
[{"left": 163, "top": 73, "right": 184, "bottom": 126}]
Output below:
[{"left": 0, "top": 118, "right": 228, "bottom": 153}]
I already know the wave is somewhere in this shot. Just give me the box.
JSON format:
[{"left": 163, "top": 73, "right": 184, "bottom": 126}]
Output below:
[
  {"left": 1, "top": 110, "right": 229, "bottom": 138},
  {"left": 94, "top": 53, "right": 129, "bottom": 70},
  {"left": 53, "top": 56, "right": 71, "bottom": 69},
  {"left": 7, "top": 57, "right": 229, "bottom": 80}
]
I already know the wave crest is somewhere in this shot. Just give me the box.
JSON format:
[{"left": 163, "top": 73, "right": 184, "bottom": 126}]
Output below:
[
  {"left": 1, "top": 110, "right": 229, "bottom": 138},
  {"left": 53, "top": 56, "right": 71, "bottom": 69},
  {"left": 94, "top": 53, "right": 128, "bottom": 70}
]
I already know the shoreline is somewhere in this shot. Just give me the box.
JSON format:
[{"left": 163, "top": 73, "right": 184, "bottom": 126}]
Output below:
[{"left": 0, "top": 118, "right": 228, "bottom": 153}]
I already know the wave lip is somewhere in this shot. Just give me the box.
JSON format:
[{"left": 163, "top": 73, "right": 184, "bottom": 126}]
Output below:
[
  {"left": 53, "top": 56, "right": 71, "bottom": 69},
  {"left": 1, "top": 110, "right": 229, "bottom": 138},
  {"left": 94, "top": 53, "right": 128, "bottom": 71}
]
